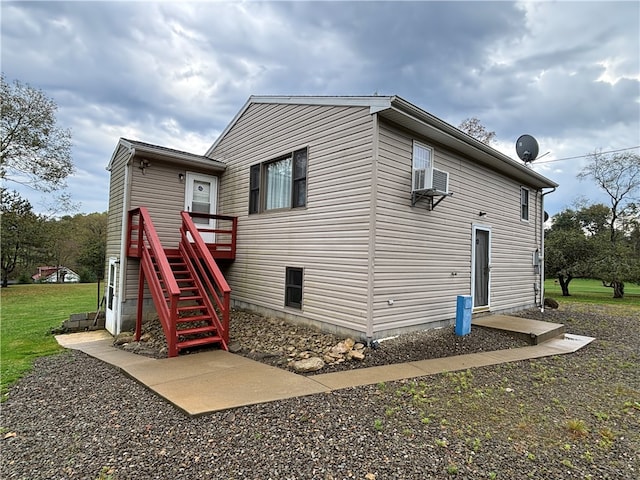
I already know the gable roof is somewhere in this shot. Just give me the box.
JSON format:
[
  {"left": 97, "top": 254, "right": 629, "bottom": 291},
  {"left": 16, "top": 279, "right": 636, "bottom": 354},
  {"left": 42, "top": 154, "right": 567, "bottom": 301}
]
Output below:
[
  {"left": 32, "top": 266, "right": 80, "bottom": 281},
  {"left": 107, "top": 138, "right": 226, "bottom": 172},
  {"left": 206, "top": 95, "right": 557, "bottom": 189}
]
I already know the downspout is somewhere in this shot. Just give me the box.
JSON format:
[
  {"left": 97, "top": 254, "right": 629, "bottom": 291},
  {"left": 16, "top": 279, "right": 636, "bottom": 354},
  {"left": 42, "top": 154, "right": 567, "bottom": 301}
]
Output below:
[
  {"left": 540, "top": 186, "right": 556, "bottom": 312},
  {"left": 366, "top": 114, "right": 379, "bottom": 343}
]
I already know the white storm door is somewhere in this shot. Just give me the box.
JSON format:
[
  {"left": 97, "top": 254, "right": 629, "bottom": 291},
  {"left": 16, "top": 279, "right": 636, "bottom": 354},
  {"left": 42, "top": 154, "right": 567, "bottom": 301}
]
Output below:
[
  {"left": 185, "top": 173, "right": 218, "bottom": 243},
  {"left": 105, "top": 257, "right": 118, "bottom": 334}
]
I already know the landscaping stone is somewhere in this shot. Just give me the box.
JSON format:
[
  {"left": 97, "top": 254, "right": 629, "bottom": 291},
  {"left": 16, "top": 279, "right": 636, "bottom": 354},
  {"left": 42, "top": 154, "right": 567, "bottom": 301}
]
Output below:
[{"left": 291, "top": 357, "right": 325, "bottom": 372}]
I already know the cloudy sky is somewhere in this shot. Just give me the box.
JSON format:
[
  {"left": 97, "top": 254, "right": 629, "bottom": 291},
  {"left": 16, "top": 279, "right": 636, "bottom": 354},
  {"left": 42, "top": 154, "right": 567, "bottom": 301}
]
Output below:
[{"left": 2, "top": 0, "right": 639, "bottom": 217}]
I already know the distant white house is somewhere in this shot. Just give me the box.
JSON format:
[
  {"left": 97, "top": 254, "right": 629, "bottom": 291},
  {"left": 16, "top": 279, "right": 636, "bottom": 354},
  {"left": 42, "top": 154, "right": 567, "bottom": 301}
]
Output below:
[{"left": 32, "top": 266, "right": 80, "bottom": 283}]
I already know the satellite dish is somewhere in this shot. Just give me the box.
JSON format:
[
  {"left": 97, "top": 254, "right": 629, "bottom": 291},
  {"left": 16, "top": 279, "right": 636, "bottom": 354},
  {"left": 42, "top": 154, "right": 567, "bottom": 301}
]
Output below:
[{"left": 516, "top": 134, "right": 539, "bottom": 163}]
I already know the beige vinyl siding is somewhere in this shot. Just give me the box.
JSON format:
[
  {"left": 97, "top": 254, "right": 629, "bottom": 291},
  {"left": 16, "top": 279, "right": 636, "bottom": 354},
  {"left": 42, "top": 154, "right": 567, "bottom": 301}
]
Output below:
[
  {"left": 216, "top": 103, "right": 374, "bottom": 334},
  {"left": 121, "top": 162, "right": 185, "bottom": 301},
  {"left": 105, "top": 146, "right": 132, "bottom": 307},
  {"left": 129, "top": 161, "right": 186, "bottom": 248},
  {"left": 105, "top": 146, "right": 128, "bottom": 265},
  {"left": 372, "top": 120, "right": 541, "bottom": 334}
]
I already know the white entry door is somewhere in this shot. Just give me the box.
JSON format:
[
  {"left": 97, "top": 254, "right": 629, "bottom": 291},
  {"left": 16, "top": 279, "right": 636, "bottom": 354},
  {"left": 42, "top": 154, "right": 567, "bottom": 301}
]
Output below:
[
  {"left": 185, "top": 173, "right": 218, "bottom": 243},
  {"left": 105, "top": 257, "right": 118, "bottom": 334}
]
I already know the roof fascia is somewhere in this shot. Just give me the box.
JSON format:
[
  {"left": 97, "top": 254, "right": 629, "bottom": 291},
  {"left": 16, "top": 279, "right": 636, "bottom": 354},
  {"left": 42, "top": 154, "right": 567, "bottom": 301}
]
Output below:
[
  {"left": 388, "top": 97, "right": 558, "bottom": 188},
  {"left": 109, "top": 138, "right": 225, "bottom": 172},
  {"left": 131, "top": 142, "right": 226, "bottom": 171},
  {"left": 246, "top": 95, "right": 393, "bottom": 111},
  {"left": 106, "top": 138, "right": 134, "bottom": 171}
]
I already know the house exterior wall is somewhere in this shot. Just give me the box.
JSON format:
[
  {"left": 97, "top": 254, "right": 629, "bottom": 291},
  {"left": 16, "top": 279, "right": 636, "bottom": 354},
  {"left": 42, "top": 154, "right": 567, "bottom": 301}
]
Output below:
[
  {"left": 129, "top": 159, "right": 187, "bottom": 249},
  {"left": 215, "top": 103, "right": 545, "bottom": 340},
  {"left": 372, "top": 119, "right": 542, "bottom": 335},
  {"left": 106, "top": 98, "right": 551, "bottom": 339},
  {"left": 215, "top": 103, "right": 376, "bottom": 335},
  {"left": 105, "top": 146, "right": 131, "bottom": 333}
]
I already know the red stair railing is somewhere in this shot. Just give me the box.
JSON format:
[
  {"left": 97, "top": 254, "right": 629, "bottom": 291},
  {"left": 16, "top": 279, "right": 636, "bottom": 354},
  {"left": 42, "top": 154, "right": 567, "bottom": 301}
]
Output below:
[
  {"left": 187, "top": 212, "right": 238, "bottom": 260},
  {"left": 180, "top": 212, "right": 231, "bottom": 346},
  {"left": 127, "top": 207, "right": 180, "bottom": 356}
]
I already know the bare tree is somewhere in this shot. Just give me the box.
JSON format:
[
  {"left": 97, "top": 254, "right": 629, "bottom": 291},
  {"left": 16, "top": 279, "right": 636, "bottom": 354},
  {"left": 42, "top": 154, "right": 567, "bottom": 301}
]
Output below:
[
  {"left": 578, "top": 151, "right": 640, "bottom": 241},
  {"left": 578, "top": 150, "right": 640, "bottom": 297},
  {"left": 458, "top": 117, "right": 496, "bottom": 145},
  {"left": 1, "top": 74, "right": 74, "bottom": 192}
]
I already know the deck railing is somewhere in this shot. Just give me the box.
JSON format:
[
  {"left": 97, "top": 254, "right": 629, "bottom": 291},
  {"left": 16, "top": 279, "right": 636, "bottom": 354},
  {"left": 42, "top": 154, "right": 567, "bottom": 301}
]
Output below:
[
  {"left": 128, "top": 207, "right": 180, "bottom": 356},
  {"left": 186, "top": 212, "right": 238, "bottom": 260},
  {"left": 179, "top": 211, "right": 231, "bottom": 345}
]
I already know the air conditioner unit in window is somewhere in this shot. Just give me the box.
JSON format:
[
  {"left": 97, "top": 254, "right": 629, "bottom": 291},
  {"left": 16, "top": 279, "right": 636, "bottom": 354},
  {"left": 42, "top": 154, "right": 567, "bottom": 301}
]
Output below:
[
  {"left": 432, "top": 168, "right": 449, "bottom": 194},
  {"left": 412, "top": 168, "right": 429, "bottom": 192}
]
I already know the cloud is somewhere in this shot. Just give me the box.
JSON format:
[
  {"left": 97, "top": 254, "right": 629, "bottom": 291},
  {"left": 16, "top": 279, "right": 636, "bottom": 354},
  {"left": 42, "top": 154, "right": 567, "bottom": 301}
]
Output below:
[{"left": 1, "top": 1, "right": 638, "bottom": 216}]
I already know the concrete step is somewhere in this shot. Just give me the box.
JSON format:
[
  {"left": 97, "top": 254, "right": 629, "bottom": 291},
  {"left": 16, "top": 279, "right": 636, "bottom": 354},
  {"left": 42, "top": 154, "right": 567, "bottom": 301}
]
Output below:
[{"left": 472, "top": 314, "right": 566, "bottom": 345}]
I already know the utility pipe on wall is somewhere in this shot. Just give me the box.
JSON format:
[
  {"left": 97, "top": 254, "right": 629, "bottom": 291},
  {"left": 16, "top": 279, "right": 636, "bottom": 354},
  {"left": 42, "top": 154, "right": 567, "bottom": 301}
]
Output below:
[{"left": 540, "top": 187, "right": 557, "bottom": 312}]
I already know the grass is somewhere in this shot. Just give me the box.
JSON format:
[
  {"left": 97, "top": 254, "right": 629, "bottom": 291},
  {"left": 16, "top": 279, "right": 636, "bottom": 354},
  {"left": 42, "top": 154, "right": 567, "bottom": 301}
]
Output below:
[
  {"left": 545, "top": 277, "right": 640, "bottom": 307},
  {"left": 0, "top": 278, "right": 637, "bottom": 399},
  {"left": 0, "top": 283, "right": 100, "bottom": 397}
]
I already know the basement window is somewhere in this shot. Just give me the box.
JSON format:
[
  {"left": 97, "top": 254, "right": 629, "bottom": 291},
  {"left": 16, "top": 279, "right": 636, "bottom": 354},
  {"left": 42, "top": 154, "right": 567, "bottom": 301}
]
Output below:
[{"left": 285, "top": 267, "right": 303, "bottom": 309}]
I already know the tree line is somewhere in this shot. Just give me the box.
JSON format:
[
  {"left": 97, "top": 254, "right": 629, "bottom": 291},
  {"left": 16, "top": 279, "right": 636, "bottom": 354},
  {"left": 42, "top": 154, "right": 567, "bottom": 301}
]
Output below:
[
  {"left": 1, "top": 191, "right": 106, "bottom": 286},
  {"left": 1, "top": 74, "right": 105, "bottom": 286},
  {"left": 545, "top": 151, "right": 640, "bottom": 298}
]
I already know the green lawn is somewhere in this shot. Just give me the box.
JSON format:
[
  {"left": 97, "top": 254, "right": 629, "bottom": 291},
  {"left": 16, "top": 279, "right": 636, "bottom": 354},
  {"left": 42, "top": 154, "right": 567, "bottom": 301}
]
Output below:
[
  {"left": 0, "top": 283, "right": 100, "bottom": 397},
  {"left": 545, "top": 277, "right": 640, "bottom": 307},
  {"left": 1, "top": 279, "right": 637, "bottom": 399}
]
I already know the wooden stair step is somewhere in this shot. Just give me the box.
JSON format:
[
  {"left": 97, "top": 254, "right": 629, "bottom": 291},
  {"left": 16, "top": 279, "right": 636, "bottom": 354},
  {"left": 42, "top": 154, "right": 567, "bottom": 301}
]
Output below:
[
  {"left": 178, "top": 295, "right": 204, "bottom": 302},
  {"left": 160, "top": 276, "right": 193, "bottom": 284},
  {"left": 177, "top": 314, "right": 211, "bottom": 323},
  {"left": 178, "top": 305, "right": 206, "bottom": 312},
  {"left": 177, "top": 335, "right": 223, "bottom": 350},
  {"left": 179, "top": 287, "right": 198, "bottom": 293},
  {"left": 178, "top": 325, "right": 218, "bottom": 336}
]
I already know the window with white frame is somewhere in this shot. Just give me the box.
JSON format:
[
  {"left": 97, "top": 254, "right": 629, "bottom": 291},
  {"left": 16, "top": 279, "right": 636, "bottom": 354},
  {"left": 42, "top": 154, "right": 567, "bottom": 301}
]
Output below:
[
  {"left": 521, "top": 187, "right": 530, "bottom": 221},
  {"left": 412, "top": 141, "right": 433, "bottom": 191},
  {"left": 249, "top": 148, "right": 307, "bottom": 214}
]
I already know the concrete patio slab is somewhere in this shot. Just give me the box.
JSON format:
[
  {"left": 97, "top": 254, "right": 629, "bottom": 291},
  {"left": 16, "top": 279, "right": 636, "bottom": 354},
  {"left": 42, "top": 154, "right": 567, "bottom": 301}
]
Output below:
[
  {"left": 473, "top": 315, "right": 565, "bottom": 344},
  {"left": 54, "top": 317, "right": 595, "bottom": 416},
  {"left": 55, "top": 330, "right": 113, "bottom": 347},
  {"left": 148, "top": 362, "right": 329, "bottom": 416}
]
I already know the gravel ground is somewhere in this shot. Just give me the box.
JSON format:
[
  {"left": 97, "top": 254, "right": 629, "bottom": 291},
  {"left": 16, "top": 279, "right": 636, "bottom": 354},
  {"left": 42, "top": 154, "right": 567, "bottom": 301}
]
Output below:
[
  {"left": 2, "top": 303, "right": 638, "bottom": 479},
  {"left": 111, "top": 308, "right": 530, "bottom": 374}
]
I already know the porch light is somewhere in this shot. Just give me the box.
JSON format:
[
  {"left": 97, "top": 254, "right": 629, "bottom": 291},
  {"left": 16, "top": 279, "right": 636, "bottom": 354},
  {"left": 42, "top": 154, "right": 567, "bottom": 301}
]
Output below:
[{"left": 139, "top": 159, "right": 150, "bottom": 174}]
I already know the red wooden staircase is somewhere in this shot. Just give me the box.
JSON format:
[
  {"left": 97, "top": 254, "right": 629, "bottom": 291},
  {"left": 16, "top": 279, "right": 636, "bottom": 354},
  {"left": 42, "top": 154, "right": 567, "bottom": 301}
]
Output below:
[{"left": 127, "top": 207, "right": 237, "bottom": 357}]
